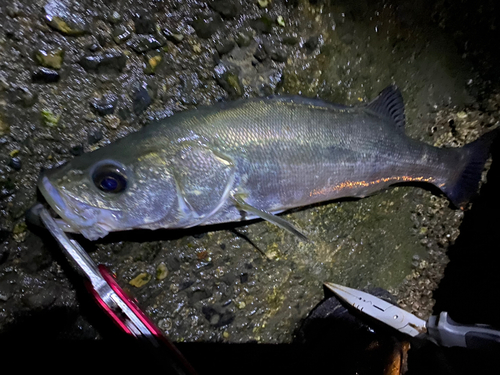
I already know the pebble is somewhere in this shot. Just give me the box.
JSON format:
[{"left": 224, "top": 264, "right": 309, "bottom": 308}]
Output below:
[
  {"left": 44, "top": 1, "right": 87, "bottom": 36},
  {"left": 10, "top": 87, "right": 38, "bottom": 107},
  {"left": 132, "top": 85, "right": 152, "bottom": 115},
  {"left": 264, "top": 43, "right": 287, "bottom": 62},
  {"left": 192, "top": 13, "right": 224, "bottom": 39},
  {"left": 79, "top": 49, "right": 127, "bottom": 74},
  {"left": 87, "top": 130, "right": 103, "bottom": 145},
  {"left": 8, "top": 157, "right": 21, "bottom": 171},
  {"left": 201, "top": 305, "right": 235, "bottom": 327},
  {"left": 216, "top": 39, "right": 236, "bottom": 55},
  {"left": 250, "top": 15, "right": 275, "bottom": 34},
  {"left": 128, "top": 35, "right": 166, "bottom": 53},
  {"left": 209, "top": 0, "right": 242, "bottom": 18},
  {"left": 32, "top": 67, "right": 60, "bottom": 83},
  {"left": 235, "top": 30, "right": 253, "bottom": 47},
  {"left": 69, "top": 144, "right": 84, "bottom": 156},
  {"left": 133, "top": 12, "right": 156, "bottom": 34},
  {"left": 90, "top": 94, "right": 118, "bottom": 116},
  {"left": 304, "top": 36, "right": 319, "bottom": 51},
  {"left": 144, "top": 54, "right": 163, "bottom": 75},
  {"left": 215, "top": 64, "right": 244, "bottom": 98},
  {"left": 112, "top": 25, "right": 132, "bottom": 44},
  {"left": 162, "top": 27, "right": 184, "bottom": 44},
  {"left": 35, "top": 48, "right": 64, "bottom": 70}
]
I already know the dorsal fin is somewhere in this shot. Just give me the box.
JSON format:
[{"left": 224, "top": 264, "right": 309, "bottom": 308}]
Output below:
[{"left": 365, "top": 85, "right": 406, "bottom": 130}]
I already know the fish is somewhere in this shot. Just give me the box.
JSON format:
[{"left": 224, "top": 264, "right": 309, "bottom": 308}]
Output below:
[{"left": 38, "top": 85, "right": 497, "bottom": 241}]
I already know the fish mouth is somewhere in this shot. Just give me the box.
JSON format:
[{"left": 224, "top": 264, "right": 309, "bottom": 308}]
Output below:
[{"left": 38, "top": 175, "right": 115, "bottom": 240}]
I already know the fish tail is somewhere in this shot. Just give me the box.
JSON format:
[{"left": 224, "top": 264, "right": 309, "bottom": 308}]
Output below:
[{"left": 442, "top": 128, "right": 498, "bottom": 208}]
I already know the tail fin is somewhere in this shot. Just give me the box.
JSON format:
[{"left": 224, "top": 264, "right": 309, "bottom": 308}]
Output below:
[{"left": 443, "top": 128, "right": 498, "bottom": 208}]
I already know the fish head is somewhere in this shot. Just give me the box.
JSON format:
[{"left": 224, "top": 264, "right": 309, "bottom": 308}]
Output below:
[{"left": 38, "top": 148, "right": 178, "bottom": 240}]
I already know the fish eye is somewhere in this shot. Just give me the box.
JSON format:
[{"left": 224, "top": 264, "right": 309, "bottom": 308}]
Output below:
[{"left": 92, "top": 164, "right": 127, "bottom": 193}]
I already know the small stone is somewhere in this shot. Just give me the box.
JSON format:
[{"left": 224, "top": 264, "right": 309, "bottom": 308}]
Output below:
[
  {"left": 156, "top": 263, "right": 168, "bottom": 280},
  {"left": 45, "top": 16, "right": 87, "bottom": 36},
  {"left": 10, "top": 87, "right": 38, "bottom": 107},
  {"left": 32, "top": 67, "right": 60, "bottom": 83},
  {"left": 250, "top": 15, "right": 274, "bottom": 33},
  {"left": 133, "top": 12, "right": 156, "bottom": 34},
  {"left": 304, "top": 36, "right": 319, "bottom": 51},
  {"left": 144, "top": 54, "right": 162, "bottom": 75},
  {"left": 132, "top": 86, "right": 152, "bottom": 115},
  {"left": 128, "top": 35, "right": 166, "bottom": 53},
  {"left": 240, "top": 273, "right": 248, "bottom": 283},
  {"left": 215, "top": 65, "right": 244, "bottom": 98},
  {"left": 264, "top": 43, "right": 287, "bottom": 62},
  {"left": 90, "top": 94, "right": 118, "bottom": 116},
  {"left": 8, "top": 157, "right": 21, "bottom": 171},
  {"left": 235, "top": 30, "right": 253, "bottom": 47},
  {"left": 69, "top": 144, "right": 84, "bottom": 156},
  {"left": 282, "top": 35, "right": 299, "bottom": 45},
  {"left": 79, "top": 50, "right": 127, "bottom": 74},
  {"left": 202, "top": 305, "right": 235, "bottom": 327},
  {"left": 129, "top": 272, "right": 152, "bottom": 288},
  {"left": 106, "top": 11, "right": 122, "bottom": 24},
  {"left": 112, "top": 25, "right": 132, "bottom": 44},
  {"left": 216, "top": 39, "right": 236, "bottom": 55},
  {"left": 0, "top": 114, "right": 9, "bottom": 136},
  {"left": 209, "top": 0, "right": 242, "bottom": 18},
  {"left": 258, "top": 0, "right": 269, "bottom": 8},
  {"left": 41, "top": 109, "right": 60, "bottom": 127},
  {"left": 162, "top": 27, "right": 184, "bottom": 43},
  {"left": 104, "top": 115, "right": 120, "bottom": 129},
  {"left": 35, "top": 48, "right": 64, "bottom": 70},
  {"left": 192, "top": 13, "right": 224, "bottom": 39},
  {"left": 44, "top": 1, "right": 87, "bottom": 36},
  {"left": 88, "top": 130, "right": 103, "bottom": 144},
  {"left": 253, "top": 45, "right": 267, "bottom": 61}
]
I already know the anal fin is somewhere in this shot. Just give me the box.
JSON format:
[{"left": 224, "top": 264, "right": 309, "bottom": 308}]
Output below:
[{"left": 231, "top": 194, "right": 309, "bottom": 242}]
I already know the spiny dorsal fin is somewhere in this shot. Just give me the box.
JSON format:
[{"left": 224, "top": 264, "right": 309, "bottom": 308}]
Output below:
[{"left": 365, "top": 85, "right": 406, "bottom": 130}]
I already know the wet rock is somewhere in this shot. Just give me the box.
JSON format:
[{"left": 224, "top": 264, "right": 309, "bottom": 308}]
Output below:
[
  {"left": 88, "top": 130, "right": 103, "bottom": 145},
  {"left": 0, "top": 115, "right": 9, "bottom": 136},
  {"left": 209, "top": 0, "right": 241, "bottom": 19},
  {"left": 90, "top": 94, "right": 118, "bottom": 116},
  {"left": 133, "top": 12, "right": 156, "bottom": 35},
  {"left": 32, "top": 68, "right": 60, "bottom": 83},
  {"left": 35, "top": 48, "right": 64, "bottom": 70},
  {"left": 10, "top": 87, "right": 38, "bottom": 107},
  {"left": 250, "top": 15, "right": 275, "bottom": 34},
  {"left": 188, "top": 289, "right": 213, "bottom": 305},
  {"left": 216, "top": 39, "right": 236, "bottom": 55},
  {"left": 215, "top": 64, "right": 244, "bottom": 98},
  {"left": 128, "top": 35, "right": 166, "bottom": 53},
  {"left": 69, "top": 144, "right": 84, "bottom": 156},
  {"left": 254, "top": 44, "right": 267, "bottom": 61},
  {"left": 106, "top": 10, "right": 122, "bottom": 24},
  {"left": 144, "top": 54, "right": 163, "bottom": 75},
  {"left": 44, "top": 1, "right": 88, "bottom": 36},
  {"left": 79, "top": 50, "right": 127, "bottom": 74},
  {"left": 132, "top": 85, "right": 152, "bottom": 115},
  {"left": 264, "top": 43, "right": 287, "bottom": 62},
  {"left": 180, "top": 72, "right": 201, "bottom": 104},
  {"left": 112, "top": 25, "right": 132, "bottom": 44},
  {"left": 87, "top": 42, "right": 101, "bottom": 52},
  {"left": 235, "top": 30, "right": 254, "bottom": 47},
  {"left": 202, "top": 305, "right": 235, "bottom": 328},
  {"left": 8, "top": 157, "right": 21, "bottom": 171},
  {"left": 23, "top": 288, "right": 56, "bottom": 309},
  {"left": 258, "top": 0, "right": 269, "bottom": 8},
  {"left": 304, "top": 36, "right": 319, "bottom": 51},
  {"left": 282, "top": 35, "right": 299, "bottom": 45},
  {"left": 41, "top": 109, "right": 60, "bottom": 127},
  {"left": 192, "top": 13, "right": 224, "bottom": 39},
  {"left": 162, "top": 27, "right": 184, "bottom": 44},
  {"left": 240, "top": 273, "right": 249, "bottom": 283}
]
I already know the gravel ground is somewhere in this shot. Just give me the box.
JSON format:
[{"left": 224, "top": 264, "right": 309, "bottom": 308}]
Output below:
[{"left": 0, "top": 0, "right": 499, "bottom": 353}]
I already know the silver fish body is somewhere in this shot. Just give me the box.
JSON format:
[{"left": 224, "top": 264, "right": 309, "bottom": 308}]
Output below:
[{"left": 38, "top": 86, "right": 494, "bottom": 240}]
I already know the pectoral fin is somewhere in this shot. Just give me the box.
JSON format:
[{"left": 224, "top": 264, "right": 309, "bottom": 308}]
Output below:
[{"left": 231, "top": 194, "right": 309, "bottom": 242}]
